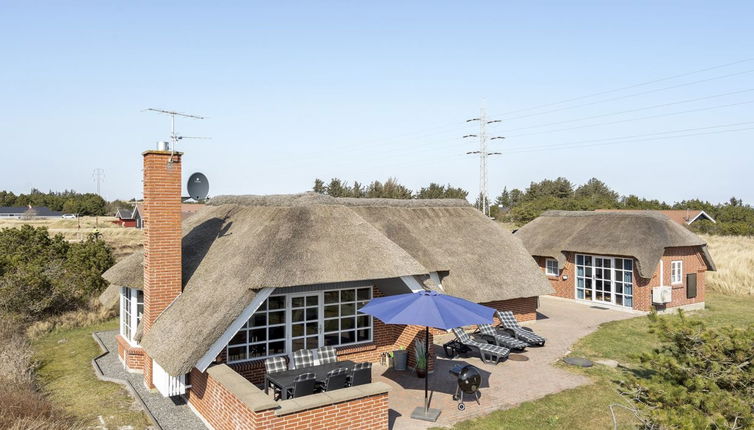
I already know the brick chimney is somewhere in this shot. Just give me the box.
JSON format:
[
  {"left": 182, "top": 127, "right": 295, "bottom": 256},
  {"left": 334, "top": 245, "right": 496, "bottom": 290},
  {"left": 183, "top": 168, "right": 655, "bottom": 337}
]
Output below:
[{"left": 142, "top": 148, "right": 183, "bottom": 387}]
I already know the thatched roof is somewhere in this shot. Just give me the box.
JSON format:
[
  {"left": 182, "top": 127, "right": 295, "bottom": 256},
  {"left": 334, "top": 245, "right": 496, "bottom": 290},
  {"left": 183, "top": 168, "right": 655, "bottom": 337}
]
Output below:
[
  {"left": 514, "top": 210, "right": 716, "bottom": 278},
  {"left": 101, "top": 192, "right": 553, "bottom": 376},
  {"left": 99, "top": 250, "right": 144, "bottom": 308}
]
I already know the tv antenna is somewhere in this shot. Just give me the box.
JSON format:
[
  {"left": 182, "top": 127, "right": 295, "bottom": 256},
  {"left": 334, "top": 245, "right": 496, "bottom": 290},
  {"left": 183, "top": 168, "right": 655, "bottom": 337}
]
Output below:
[{"left": 144, "top": 108, "right": 209, "bottom": 161}]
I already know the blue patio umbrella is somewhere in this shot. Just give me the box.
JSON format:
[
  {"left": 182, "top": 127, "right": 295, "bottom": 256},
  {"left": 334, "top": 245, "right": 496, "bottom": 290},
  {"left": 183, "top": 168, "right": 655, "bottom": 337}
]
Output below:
[{"left": 358, "top": 290, "right": 496, "bottom": 422}]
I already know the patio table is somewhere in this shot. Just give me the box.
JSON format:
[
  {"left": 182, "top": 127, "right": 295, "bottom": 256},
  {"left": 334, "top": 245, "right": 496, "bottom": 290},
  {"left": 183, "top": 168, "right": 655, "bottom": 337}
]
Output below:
[{"left": 264, "top": 360, "right": 356, "bottom": 400}]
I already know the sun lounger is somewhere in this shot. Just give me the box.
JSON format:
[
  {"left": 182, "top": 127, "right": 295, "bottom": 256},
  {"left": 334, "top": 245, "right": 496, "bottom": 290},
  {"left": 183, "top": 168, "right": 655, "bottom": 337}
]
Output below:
[
  {"left": 450, "top": 327, "right": 510, "bottom": 364},
  {"left": 476, "top": 323, "right": 529, "bottom": 351},
  {"left": 495, "top": 310, "right": 546, "bottom": 346}
]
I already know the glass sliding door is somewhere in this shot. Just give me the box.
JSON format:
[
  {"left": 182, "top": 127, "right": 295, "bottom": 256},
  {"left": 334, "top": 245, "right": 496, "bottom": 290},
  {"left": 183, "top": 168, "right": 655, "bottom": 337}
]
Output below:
[
  {"left": 288, "top": 293, "right": 321, "bottom": 352},
  {"left": 575, "top": 254, "right": 633, "bottom": 308}
]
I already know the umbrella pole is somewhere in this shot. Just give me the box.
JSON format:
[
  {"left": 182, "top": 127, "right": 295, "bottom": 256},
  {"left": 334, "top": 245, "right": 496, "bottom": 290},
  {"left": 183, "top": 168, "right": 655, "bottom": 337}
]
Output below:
[{"left": 424, "top": 326, "right": 429, "bottom": 413}]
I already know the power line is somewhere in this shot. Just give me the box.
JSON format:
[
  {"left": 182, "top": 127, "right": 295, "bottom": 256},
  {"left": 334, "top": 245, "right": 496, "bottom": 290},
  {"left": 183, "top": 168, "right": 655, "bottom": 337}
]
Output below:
[
  {"left": 504, "top": 88, "right": 754, "bottom": 133},
  {"left": 501, "top": 69, "right": 754, "bottom": 122},
  {"left": 497, "top": 56, "right": 754, "bottom": 116}
]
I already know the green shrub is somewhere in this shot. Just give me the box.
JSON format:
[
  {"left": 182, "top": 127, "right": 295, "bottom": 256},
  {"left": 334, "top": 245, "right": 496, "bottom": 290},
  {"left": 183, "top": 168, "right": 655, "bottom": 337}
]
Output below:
[
  {"left": 622, "top": 311, "right": 754, "bottom": 429},
  {"left": 0, "top": 226, "right": 114, "bottom": 321}
]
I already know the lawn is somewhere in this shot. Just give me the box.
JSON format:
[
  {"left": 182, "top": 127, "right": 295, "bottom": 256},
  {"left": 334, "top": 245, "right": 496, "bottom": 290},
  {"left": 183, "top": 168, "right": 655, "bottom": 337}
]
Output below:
[
  {"left": 438, "top": 292, "right": 754, "bottom": 429},
  {"left": 32, "top": 318, "right": 151, "bottom": 429}
]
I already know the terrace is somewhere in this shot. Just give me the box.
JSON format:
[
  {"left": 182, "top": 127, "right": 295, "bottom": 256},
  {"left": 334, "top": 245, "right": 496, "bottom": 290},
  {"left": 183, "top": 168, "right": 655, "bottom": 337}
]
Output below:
[{"left": 94, "top": 296, "right": 634, "bottom": 430}]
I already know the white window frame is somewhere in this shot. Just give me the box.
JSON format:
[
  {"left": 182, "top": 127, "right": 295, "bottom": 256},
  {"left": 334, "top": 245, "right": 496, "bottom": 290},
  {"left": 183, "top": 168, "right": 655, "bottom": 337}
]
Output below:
[
  {"left": 545, "top": 259, "right": 559, "bottom": 276},
  {"left": 575, "top": 254, "right": 634, "bottom": 308},
  {"left": 225, "top": 285, "right": 374, "bottom": 364},
  {"left": 119, "top": 287, "right": 143, "bottom": 345},
  {"left": 671, "top": 260, "right": 683, "bottom": 285}
]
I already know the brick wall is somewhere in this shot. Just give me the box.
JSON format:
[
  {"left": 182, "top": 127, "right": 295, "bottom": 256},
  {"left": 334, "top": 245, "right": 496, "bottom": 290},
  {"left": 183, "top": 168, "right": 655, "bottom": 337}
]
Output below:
[
  {"left": 187, "top": 366, "right": 390, "bottom": 430},
  {"left": 533, "top": 248, "right": 707, "bottom": 312},
  {"left": 480, "top": 296, "right": 539, "bottom": 322},
  {"left": 116, "top": 334, "right": 145, "bottom": 372},
  {"left": 142, "top": 150, "right": 184, "bottom": 389},
  {"left": 534, "top": 255, "right": 575, "bottom": 299},
  {"left": 632, "top": 246, "right": 707, "bottom": 312}
]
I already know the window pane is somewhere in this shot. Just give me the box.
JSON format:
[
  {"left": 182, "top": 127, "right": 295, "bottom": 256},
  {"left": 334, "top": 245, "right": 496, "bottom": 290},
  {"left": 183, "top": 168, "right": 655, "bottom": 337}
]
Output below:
[
  {"left": 357, "top": 315, "right": 370, "bottom": 328},
  {"left": 615, "top": 259, "right": 623, "bottom": 270},
  {"left": 577, "top": 266, "right": 584, "bottom": 277},
  {"left": 585, "top": 267, "right": 592, "bottom": 277},
  {"left": 356, "top": 301, "right": 368, "bottom": 311},
  {"left": 577, "top": 255, "right": 584, "bottom": 265},
  {"left": 305, "top": 337, "right": 318, "bottom": 349},
  {"left": 577, "top": 278, "right": 584, "bottom": 288},
  {"left": 228, "top": 346, "right": 246, "bottom": 362},
  {"left": 230, "top": 331, "right": 247, "bottom": 346},
  {"left": 306, "top": 308, "right": 318, "bottom": 321},
  {"left": 615, "top": 295, "right": 623, "bottom": 306},
  {"left": 250, "top": 328, "right": 266, "bottom": 343},
  {"left": 625, "top": 297, "right": 633, "bottom": 307},
  {"left": 306, "top": 295, "right": 319, "bottom": 306},
  {"left": 341, "top": 303, "right": 355, "bottom": 316},
  {"left": 292, "top": 324, "right": 304, "bottom": 337},
  {"left": 268, "top": 296, "right": 284, "bottom": 309},
  {"left": 291, "top": 338, "right": 305, "bottom": 352},
  {"left": 306, "top": 322, "right": 317, "bottom": 335},
  {"left": 341, "top": 317, "right": 355, "bottom": 330},
  {"left": 357, "top": 288, "right": 371, "bottom": 300},
  {"left": 324, "top": 305, "right": 339, "bottom": 318},
  {"left": 624, "top": 272, "right": 632, "bottom": 284},
  {"left": 324, "top": 319, "right": 339, "bottom": 332},
  {"left": 292, "top": 297, "right": 305, "bottom": 308},
  {"left": 268, "top": 311, "right": 285, "bottom": 325},
  {"left": 252, "top": 313, "right": 266, "bottom": 327},
  {"left": 324, "top": 334, "right": 339, "bottom": 346},
  {"left": 324, "top": 291, "right": 339, "bottom": 304},
  {"left": 357, "top": 329, "right": 370, "bottom": 342},
  {"left": 624, "top": 259, "right": 632, "bottom": 270},
  {"left": 269, "top": 341, "right": 285, "bottom": 354},
  {"left": 269, "top": 325, "right": 285, "bottom": 340},
  {"left": 291, "top": 309, "right": 305, "bottom": 322},
  {"left": 340, "top": 331, "right": 355, "bottom": 344},
  {"left": 249, "top": 343, "right": 267, "bottom": 358},
  {"left": 585, "top": 256, "right": 592, "bottom": 265},
  {"left": 577, "top": 289, "right": 584, "bottom": 299},
  {"left": 341, "top": 289, "right": 356, "bottom": 302},
  {"left": 624, "top": 285, "right": 632, "bottom": 296}
]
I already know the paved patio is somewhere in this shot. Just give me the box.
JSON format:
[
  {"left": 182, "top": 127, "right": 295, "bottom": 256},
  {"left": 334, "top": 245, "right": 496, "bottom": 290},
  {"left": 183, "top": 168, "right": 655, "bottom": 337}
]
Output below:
[{"left": 379, "top": 296, "right": 638, "bottom": 430}]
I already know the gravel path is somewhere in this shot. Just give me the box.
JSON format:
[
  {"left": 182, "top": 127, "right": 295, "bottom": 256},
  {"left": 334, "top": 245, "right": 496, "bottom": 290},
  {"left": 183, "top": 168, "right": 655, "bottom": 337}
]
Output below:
[{"left": 94, "top": 330, "right": 207, "bottom": 430}]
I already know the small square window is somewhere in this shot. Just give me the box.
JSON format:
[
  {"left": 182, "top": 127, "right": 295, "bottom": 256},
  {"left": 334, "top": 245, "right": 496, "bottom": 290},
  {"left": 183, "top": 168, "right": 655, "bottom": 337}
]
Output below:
[{"left": 545, "top": 259, "right": 559, "bottom": 276}]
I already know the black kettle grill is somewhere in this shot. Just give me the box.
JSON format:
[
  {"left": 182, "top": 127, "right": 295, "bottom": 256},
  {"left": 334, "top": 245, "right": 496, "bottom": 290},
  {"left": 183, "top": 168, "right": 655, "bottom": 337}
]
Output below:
[{"left": 449, "top": 364, "right": 481, "bottom": 411}]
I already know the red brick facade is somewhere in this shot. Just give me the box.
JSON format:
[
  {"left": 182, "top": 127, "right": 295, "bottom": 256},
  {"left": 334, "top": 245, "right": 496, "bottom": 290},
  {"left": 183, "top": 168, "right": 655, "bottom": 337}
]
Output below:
[
  {"left": 116, "top": 334, "right": 146, "bottom": 372},
  {"left": 142, "top": 150, "right": 184, "bottom": 389},
  {"left": 533, "top": 247, "right": 707, "bottom": 312},
  {"left": 187, "top": 367, "right": 389, "bottom": 430}
]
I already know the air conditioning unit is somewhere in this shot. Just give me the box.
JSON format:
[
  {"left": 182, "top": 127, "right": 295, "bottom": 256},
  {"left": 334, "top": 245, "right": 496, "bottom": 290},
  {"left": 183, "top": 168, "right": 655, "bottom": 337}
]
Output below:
[{"left": 652, "top": 286, "right": 672, "bottom": 304}]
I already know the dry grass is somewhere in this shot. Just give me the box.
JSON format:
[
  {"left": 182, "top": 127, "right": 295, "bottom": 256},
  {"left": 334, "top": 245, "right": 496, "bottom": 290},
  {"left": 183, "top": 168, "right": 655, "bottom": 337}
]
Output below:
[
  {"left": 0, "top": 316, "right": 81, "bottom": 430},
  {"left": 0, "top": 216, "right": 143, "bottom": 260},
  {"left": 26, "top": 299, "right": 117, "bottom": 339},
  {"left": 703, "top": 234, "right": 754, "bottom": 296}
]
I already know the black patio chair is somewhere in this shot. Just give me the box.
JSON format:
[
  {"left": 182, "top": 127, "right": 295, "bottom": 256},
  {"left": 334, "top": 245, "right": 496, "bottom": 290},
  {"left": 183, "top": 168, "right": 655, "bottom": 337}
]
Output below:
[
  {"left": 317, "top": 367, "right": 349, "bottom": 392},
  {"left": 476, "top": 323, "right": 529, "bottom": 351},
  {"left": 286, "top": 372, "right": 317, "bottom": 399},
  {"left": 348, "top": 362, "right": 372, "bottom": 387},
  {"left": 450, "top": 327, "right": 510, "bottom": 365},
  {"left": 496, "top": 310, "right": 546, "bottom": 346}
]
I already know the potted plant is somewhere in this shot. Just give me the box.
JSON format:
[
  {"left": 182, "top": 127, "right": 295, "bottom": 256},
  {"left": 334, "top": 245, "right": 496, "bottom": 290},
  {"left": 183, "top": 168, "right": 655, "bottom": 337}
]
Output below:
[
  {"left": 393, "top": 346, "right": 408, "bottom": 371},
  {"left": 414, "top": 339, "right": 427, "bottom": 378}
]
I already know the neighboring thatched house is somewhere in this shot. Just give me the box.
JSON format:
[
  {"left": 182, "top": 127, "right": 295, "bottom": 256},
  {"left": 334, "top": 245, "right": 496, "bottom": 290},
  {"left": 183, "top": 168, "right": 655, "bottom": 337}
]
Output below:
[
  {"left": 595, "top": 209, "right": 716, "bottom": 226},
  {"left": 99, "top": 148, "right": 552, "bottom": 415},
  {"left": 515, "top": 210, "right": 716, "bottom": 312}
]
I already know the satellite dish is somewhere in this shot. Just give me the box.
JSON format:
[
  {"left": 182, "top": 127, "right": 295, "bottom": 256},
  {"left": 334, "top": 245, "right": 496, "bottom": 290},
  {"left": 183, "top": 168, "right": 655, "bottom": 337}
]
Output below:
[{"left": 187, "top": 172, "right": 209, "bottom": 201}]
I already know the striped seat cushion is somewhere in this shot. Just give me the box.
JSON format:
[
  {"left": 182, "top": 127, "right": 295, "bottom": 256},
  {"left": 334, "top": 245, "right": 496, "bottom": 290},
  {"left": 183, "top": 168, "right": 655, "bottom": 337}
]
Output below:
[
  {"left": 452, "top": 327, "right": 509, "bottom": 357},
  {"left": 496, "top": 310, "right": 546, "bottom": 345},
  {"left": 317, "top": 346, "right": 337, "bottom": 364},
  {"left": 478, "top": 324, "right": 528, "bottom": 350},
  {"left": 264, "top": 356, "right": 287, "bottom": 374}
]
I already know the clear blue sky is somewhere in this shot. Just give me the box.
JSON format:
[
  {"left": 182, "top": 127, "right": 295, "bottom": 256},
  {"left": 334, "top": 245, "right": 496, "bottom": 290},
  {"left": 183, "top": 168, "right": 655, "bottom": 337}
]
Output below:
[{"left": 2, "top": 1, "right": 753, "bottom": 204}]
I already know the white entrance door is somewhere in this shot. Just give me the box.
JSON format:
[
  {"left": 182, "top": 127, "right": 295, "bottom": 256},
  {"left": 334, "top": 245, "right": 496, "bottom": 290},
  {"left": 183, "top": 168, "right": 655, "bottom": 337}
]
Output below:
[{"left": 287, "top": 292, "right": 322, "bottom": 357}]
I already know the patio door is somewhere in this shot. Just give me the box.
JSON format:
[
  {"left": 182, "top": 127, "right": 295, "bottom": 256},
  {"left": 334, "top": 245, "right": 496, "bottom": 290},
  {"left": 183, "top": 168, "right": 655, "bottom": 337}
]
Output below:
[
  {"left": 287, "top": 292, "right": 322, "bottom": 355},
  {"left": 594, "top": 257, "right": 613, "bottom": 304}
]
